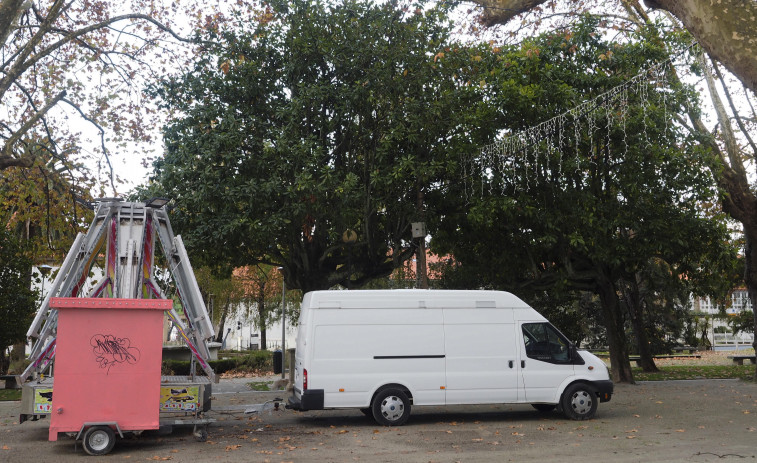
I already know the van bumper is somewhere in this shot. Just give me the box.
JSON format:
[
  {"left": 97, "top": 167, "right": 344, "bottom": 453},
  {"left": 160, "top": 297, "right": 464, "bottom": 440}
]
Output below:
[
  {"left": 286, "top": 389, "right": 324, "bottom": 411},
  {"left": 593, "top": 380, "right": 613, "bottom": 402}
]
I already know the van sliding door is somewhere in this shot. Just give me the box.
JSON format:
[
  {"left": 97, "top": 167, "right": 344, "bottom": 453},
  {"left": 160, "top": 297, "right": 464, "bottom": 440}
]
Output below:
[{"left": 443, "top": 309, "right": 520, "bottom": 404}]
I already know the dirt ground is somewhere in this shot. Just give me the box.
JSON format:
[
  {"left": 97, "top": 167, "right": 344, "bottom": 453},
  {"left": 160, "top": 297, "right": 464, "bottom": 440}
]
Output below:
[{"left": 2, "top": 374, "right": 756, "bottom": 463}]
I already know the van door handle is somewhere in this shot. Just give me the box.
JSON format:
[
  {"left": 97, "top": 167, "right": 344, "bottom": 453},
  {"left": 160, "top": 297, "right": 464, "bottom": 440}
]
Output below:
[
  {"left": 508, "top": 360, "right": 513, "bottom": 369},
  {"left": 521, "top": 360, "right": 525, "bottom": 368}
]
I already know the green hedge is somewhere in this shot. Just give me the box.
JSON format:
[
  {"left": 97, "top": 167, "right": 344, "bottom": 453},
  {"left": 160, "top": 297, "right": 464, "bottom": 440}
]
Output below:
[{"left": 162, "top": 350, "right": 273, "bottom": 376}]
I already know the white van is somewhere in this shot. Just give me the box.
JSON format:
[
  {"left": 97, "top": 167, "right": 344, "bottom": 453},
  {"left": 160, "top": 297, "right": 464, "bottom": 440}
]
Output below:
[{"left": 286, "top": 290, "right": 612, "bottom": 425}]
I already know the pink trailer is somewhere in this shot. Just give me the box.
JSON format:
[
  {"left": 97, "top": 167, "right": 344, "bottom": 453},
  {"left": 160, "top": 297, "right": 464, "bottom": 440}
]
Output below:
[{"left": 48, "top": 297, "right": 171, "bottom": 455}]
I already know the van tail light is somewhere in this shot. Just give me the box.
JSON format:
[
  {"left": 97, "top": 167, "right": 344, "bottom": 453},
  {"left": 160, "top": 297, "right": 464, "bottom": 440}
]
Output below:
[{"left": 303, "top": 369, "right": 308, "bottom": 391}]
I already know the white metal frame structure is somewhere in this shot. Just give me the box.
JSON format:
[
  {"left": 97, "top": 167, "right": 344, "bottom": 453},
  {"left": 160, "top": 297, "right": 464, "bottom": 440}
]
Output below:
[{"left": 21, "top": 198, "right": 216, "bottom": 382}]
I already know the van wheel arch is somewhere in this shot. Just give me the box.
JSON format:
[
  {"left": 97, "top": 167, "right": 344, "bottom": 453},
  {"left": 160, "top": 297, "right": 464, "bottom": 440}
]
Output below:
[
  {"left": 560, "top": 381, "right": 598, "bottom": 420},
  {"left": 370, "top": 383, "right": 413, "bottom": 406},
  {"left": 370, "top": 384, "right": 413, "bottom": 426}
]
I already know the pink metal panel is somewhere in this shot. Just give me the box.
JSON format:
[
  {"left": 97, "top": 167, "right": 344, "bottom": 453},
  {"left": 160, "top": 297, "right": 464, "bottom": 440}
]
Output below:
[{"left": 48, "top": 298, "right": 170, "bottom": 441}]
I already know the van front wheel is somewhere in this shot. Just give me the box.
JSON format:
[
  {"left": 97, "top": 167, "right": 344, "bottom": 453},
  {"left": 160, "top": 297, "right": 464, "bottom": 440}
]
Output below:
[
  {"left": 561, "top": 383, "right": 597, "bottom": 420},
  {"left": 372, "top": 388, "right": 411, "bottom": 426}
]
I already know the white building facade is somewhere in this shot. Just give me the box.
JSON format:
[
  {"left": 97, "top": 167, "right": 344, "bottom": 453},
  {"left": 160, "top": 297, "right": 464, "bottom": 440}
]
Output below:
[{"left": 691, "top": 289, "right": 754, "bottom": 349}]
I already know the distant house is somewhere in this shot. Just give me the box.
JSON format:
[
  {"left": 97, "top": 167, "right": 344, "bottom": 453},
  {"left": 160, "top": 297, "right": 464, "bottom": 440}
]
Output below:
[{"left": 691, "top": 289, "right": 754, "bottom": 349}]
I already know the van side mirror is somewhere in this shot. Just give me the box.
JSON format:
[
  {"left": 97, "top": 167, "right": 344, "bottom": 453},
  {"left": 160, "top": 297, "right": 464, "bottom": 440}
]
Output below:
[{"left": 570, "top": 344, "right": 585, "bottom": 365}]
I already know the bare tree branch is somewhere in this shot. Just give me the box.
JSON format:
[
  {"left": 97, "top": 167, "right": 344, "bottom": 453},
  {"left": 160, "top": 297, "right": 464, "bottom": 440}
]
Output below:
[
  {"left": 1, "top": 12, "right": 199, "bottom": 101},
  {"left": 0, "top": 89, "right": 67, "bottom": 168},
  {"left": 711, "top": 59, "right": 757, "bottom": 160},
  {"left": 60, "top": 96, "right": 115, "bottom": 194}
]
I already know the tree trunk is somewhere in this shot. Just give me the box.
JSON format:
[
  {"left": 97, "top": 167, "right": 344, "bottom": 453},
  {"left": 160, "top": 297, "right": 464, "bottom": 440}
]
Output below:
[
  {"left": 213, "top": 300, "right": 231, "bottom": 344},
  {"left": 596, "top": 276, "right": 635, "bottom": 383},
  {"left": 469, "top": 0, "right": 757, "bottom": 95},
  {"left": 743, "top": 234, "right": 757, "bottom": 381},
  {"left": 0, "top": 348, "right": 8, "bottom": 375},
  {"left": 256, "top": 285, "right": 267, "bottom": 350},
  {"left": 624, "top": 277, "right": 659, "bottom": 372}
]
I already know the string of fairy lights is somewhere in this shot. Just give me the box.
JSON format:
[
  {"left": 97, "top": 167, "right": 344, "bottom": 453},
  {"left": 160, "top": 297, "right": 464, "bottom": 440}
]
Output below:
[{"left": 463, "top": 43, "right": 697, "bottom": 201}]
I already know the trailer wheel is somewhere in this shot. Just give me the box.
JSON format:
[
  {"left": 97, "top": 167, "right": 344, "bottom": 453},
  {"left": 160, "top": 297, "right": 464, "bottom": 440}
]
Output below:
[
  {"left": 194, "top": 427, "right": 208, "bottom": 442},
  {"left": 82, "top": 425, "right": 116, "bottom": 456},
  {"left": 372, "top": 388, "right": 411, "bottom": 426},
  {"left": 561, "top": 383, "right": 597, "bottom": 420}
]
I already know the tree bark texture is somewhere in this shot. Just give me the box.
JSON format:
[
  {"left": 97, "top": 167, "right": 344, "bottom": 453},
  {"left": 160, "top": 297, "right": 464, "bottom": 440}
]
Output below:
[
  {"left": 596, "top": 276, "right": 635, "bottom": 383},
  {"left": 471, "top": 0, "right": 757, "bottom": 95},
  {"left": 624, "top": 278, "right": 659, "bottom": 372}
]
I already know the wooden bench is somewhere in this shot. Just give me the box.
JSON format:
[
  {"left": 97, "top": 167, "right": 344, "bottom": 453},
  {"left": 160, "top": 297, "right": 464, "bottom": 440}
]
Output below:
[
  {"left": 629, "top": 355, "right": 701, "bottom": 366},
  {"left": 728, "top": 355, "right": 757, "bottom": 365},
  {"left": 672, "top": 346, "right": 701, "bottom": 354},
  {"left": 0, "top": 375, "right": 19, "bottom": 389}
]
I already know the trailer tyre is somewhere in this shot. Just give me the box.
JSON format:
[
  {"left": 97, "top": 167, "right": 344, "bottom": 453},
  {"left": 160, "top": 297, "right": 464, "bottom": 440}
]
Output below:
[
  {"left": 561, "top": 383, "right": 597, "bottom": 420},
  {"left": 82, "top": 425, "right": 116, "bottom": 456},
  {"left": 372, "top": 388, "right": 411, "bottom": 426}
]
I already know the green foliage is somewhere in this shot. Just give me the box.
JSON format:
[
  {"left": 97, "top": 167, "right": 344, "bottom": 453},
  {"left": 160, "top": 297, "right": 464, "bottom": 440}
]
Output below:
[
  {"left": 148, "top": 0, "right": 495, "bottom": 292},
  {"left": 0, "top": 229, "right": 37, "bottom": 374},
  {"left": 730, "top": 311, "right": 755, "bottom": 335},
  {"left": 162, "top": 350, "right": 273, "bottom": 376}
]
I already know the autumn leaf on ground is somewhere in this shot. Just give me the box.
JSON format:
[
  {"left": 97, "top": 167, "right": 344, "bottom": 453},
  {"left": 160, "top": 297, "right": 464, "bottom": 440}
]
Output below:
[
  {"left": 225, "top": 444, "right": 242, "bottom": 451},
  {"left": 676, "top": 429, "right": 686, "bottom": 433},
  {"left": 2, "top": 445, "right": 9, "bottom": 450}
]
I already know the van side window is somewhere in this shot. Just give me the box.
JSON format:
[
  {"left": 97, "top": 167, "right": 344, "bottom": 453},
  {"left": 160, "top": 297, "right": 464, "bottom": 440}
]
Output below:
[{"left": 522, "top": 323, "right": 570, "bottom": 364}]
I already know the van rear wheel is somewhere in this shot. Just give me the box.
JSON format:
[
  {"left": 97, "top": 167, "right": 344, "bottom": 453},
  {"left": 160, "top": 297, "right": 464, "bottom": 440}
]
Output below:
[
  {"left": 561, "top": 383, "right": 597, "bottom": 420},
  {"left": 372, "top": 388, "right": 411, "bottom": 426}
]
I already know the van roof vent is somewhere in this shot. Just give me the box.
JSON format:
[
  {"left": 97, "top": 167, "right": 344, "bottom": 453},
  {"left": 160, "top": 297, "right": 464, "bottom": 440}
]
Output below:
[{"left": 476, "top": 300, "right": 496, "bottom": 308}]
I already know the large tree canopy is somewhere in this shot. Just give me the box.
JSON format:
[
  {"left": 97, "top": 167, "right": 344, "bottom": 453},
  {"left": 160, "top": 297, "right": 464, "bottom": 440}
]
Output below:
[
  {"left": 466, "top": 0, "right": 757, "bottom": 379},
  {"left": 148, "top": 0, "right": 494, "bottom": 291},
  {"left": 471, "top": 0, "right": 757, "bottom": 95}
]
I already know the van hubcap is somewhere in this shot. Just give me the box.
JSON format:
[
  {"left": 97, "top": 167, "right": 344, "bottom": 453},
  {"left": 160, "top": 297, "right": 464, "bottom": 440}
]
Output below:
[
  {"left": 380, "top": 396, "right": 405, "bottom": 421},
  {"left": 570, "top": 390, "right": 593, "bottom": 415}
]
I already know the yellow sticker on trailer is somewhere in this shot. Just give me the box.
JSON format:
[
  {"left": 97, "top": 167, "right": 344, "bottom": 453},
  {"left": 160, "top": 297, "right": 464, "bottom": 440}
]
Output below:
[{"left": 159, "top": 386, "right": 200, "bottom": 411}]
